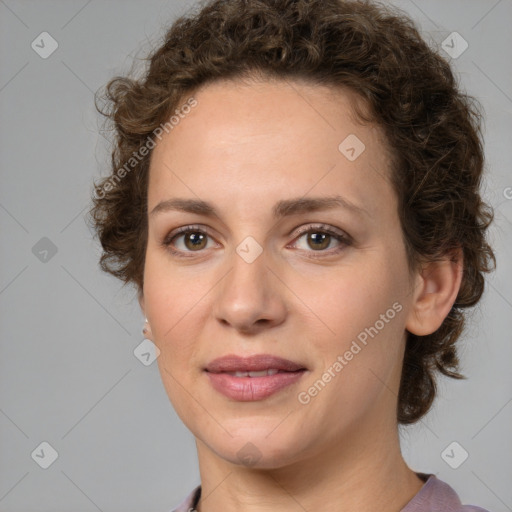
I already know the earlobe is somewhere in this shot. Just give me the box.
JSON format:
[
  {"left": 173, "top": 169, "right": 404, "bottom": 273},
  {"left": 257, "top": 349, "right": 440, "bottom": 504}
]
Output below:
[
  {"left": 405, "top": 248, "right": 463, "bottom": 336},
  {"left": 142, "top": 317, "right": 153, "bottom": 339},
  {"left": 138, "top": 291, "right": 153, "bottom": 340}
]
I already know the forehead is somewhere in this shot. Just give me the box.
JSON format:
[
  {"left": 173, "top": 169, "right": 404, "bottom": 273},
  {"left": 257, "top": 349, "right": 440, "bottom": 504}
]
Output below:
[{"left": 148, "top": 77, "right": 394, "bottom": 220}]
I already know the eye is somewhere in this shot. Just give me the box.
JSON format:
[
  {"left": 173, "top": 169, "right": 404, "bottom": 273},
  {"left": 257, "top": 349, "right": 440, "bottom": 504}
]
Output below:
[
  {"left": 162, "top": 225, "right": 217, "bottom": 257},
  {"left": 161, "top": 223, "right": 352, "bottom": 259},
  {"left": 290, "top": 224, "right": 351, "bottom": 257}
]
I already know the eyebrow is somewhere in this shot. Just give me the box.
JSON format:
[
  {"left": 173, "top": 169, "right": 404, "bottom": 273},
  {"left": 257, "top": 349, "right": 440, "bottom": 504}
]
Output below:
[{"left": 150, "top": 195, "right": 370, "bottom": 220}]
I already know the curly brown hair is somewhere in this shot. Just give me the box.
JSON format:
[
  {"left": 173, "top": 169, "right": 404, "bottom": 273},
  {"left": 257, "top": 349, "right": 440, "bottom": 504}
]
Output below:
[{"left": 89, "top": 0, "right": 496, "bottom": 424}]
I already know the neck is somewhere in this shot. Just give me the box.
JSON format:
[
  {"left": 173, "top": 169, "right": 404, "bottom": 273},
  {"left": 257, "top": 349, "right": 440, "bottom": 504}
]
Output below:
[{"left": 194, "top": 413, "right": 424, "bottom": 512}]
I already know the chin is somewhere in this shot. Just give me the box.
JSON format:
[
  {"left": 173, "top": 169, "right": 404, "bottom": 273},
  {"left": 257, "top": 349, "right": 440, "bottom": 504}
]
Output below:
[
  {"left": 200, "top": 423, "right": 312, "bottom": 469},
  {"left": 224, "top": 442, "right": 304, "bottom": 470}
]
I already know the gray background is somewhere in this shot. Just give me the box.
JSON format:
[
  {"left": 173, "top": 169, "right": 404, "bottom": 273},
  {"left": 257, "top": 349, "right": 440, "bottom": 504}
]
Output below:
[{"left": 0, "top": 0, "right": 511, "bottom": 511}]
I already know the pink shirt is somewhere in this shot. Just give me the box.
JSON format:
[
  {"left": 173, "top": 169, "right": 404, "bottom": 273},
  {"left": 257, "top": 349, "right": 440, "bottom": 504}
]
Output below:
[{"left": 170, "top": 473, "right": 490, "bottom": 511}]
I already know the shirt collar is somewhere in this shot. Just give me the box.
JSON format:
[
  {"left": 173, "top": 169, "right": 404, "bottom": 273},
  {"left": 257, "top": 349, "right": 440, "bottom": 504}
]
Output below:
[{"left": 171, "top": 473, "right": 466, "bottom": 512}]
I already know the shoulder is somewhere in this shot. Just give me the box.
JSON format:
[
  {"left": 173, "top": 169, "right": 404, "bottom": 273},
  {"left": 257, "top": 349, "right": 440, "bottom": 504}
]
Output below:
[
  {"left": 169, "top": 484, "right": 201, "bottom": 512},
  {"left": 401, "top": 473, "right": 491, "bottom": 512}
]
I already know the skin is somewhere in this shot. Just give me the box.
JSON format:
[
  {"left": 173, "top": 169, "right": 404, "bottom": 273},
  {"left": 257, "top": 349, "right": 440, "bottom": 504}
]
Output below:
[{"left": 139, "top": 77, "right": 463, "bottom": 512}]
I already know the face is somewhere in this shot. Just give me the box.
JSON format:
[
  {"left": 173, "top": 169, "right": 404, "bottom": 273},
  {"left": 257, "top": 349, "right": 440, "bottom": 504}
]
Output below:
[{"left": 141, "top": 78, "right": 418, "bottom": 469}]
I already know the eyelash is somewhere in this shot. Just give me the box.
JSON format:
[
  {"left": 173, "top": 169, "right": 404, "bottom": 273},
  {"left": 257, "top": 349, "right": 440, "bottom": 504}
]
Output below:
[{"left": 161, "top": 223, "right": 352, "bottom": 259}]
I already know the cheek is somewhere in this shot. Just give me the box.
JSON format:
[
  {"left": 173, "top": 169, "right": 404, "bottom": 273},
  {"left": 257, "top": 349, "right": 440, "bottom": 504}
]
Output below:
[
  {"left": 306, "top": 262, "right": 401, "bottom": 335},
  {"left": 297, "top": 272, "right": 407, "bottom": 430},
  {"left": 144, "top": 248, "right": 201, "bottom": 322},
  {"left": 142, "top": 252, "right": 202, "bottom": 360},
  {"left": 302, "top": 254, "right": 408, "bottom": 385},
  {"left": 143, "top": 256, "right": 209, "bottom": 417}
]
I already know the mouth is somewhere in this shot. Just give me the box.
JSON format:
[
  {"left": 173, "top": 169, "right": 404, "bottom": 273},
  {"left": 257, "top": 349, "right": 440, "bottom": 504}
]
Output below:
[
  {"left": 204, "top": 353, "right": 307, "bottom": 373},
  {"left": 204, "top": 354, "right": 308, "bottom": 401},
  {"left": 221, "top": 369, "right": 295, "bottom": 377}
]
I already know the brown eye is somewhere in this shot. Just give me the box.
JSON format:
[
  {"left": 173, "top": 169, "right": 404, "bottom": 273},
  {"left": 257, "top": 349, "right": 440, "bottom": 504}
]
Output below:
[
  {"left": 290, "top": 224, "right": 351, "bottom": 258},
  {"left": 306, "top": 232, "right": 331, "bottom": 250},
  {"left": 183, "top": 232, "right": 207, "bottom": 251},
  {"left": 163, "top": 227, "right": 215, "bottom": 256}
]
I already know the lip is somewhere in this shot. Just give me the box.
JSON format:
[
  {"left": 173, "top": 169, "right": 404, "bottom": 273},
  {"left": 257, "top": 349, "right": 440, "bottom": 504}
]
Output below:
[
  {"left": 205, "top": 354, "right": 307, "bottom": 373},
  {"left": 204, "top": 354, "right": 308, "bottom": 401}
]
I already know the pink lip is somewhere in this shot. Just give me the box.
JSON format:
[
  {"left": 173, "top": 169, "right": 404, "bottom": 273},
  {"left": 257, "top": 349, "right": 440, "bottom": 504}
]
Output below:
[
  {"left": 205, "top": 371, "right": 307, "bottom": 401},
  {"left": 205, "top": 354, "right": 306, "bottom": 373},
  {"left": 204, "top": 354, "right": 308, "bottom": 401}
]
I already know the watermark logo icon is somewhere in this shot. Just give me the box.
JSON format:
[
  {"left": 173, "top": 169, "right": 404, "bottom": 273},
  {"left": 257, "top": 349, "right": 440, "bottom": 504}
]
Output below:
[
  {"left": 32, "top": 237, "right": 58, "bottom": 263},
  {"left": 441, "top": 32, "right": 468, "bottom": 59},
  {"left": 236, "top": 236, "right": 263, "bottom": 264},
  {"left": 338, "top": 134, "right": 365, "bottom": 161},
  {"left": 237, "top": 442, "right": 263, "bottom": 466},
  {"left": 31, "top": 441, "right": 58, "bottom": 469},
  {"left": 31, "top": 32, "right": 59, "bottom": 59},
  {"left": 441, "top": 441, "right": 469, "bottom": 469},
  {"left": 134, "top": 339, "right": 160, "bottom": 366}
]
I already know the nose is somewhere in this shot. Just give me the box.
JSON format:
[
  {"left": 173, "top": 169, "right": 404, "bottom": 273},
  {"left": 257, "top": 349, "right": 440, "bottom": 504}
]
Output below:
[{"left": 212, "top": 246, "right": 288, "bottom": 334}]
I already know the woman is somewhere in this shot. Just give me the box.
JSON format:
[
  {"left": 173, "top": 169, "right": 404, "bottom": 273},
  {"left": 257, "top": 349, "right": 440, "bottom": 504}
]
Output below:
[{"left": 90, "top": 0, "right": 496, "bottom": 510}]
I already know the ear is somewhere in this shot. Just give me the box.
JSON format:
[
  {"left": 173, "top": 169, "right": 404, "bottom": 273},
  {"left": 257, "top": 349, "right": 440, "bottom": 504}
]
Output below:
[
  {"left": 405, "top": 248, "right": 463, "bottom": 336},
  {"left": 138, "top": 290, "right": 153, "bottom": 340}
]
